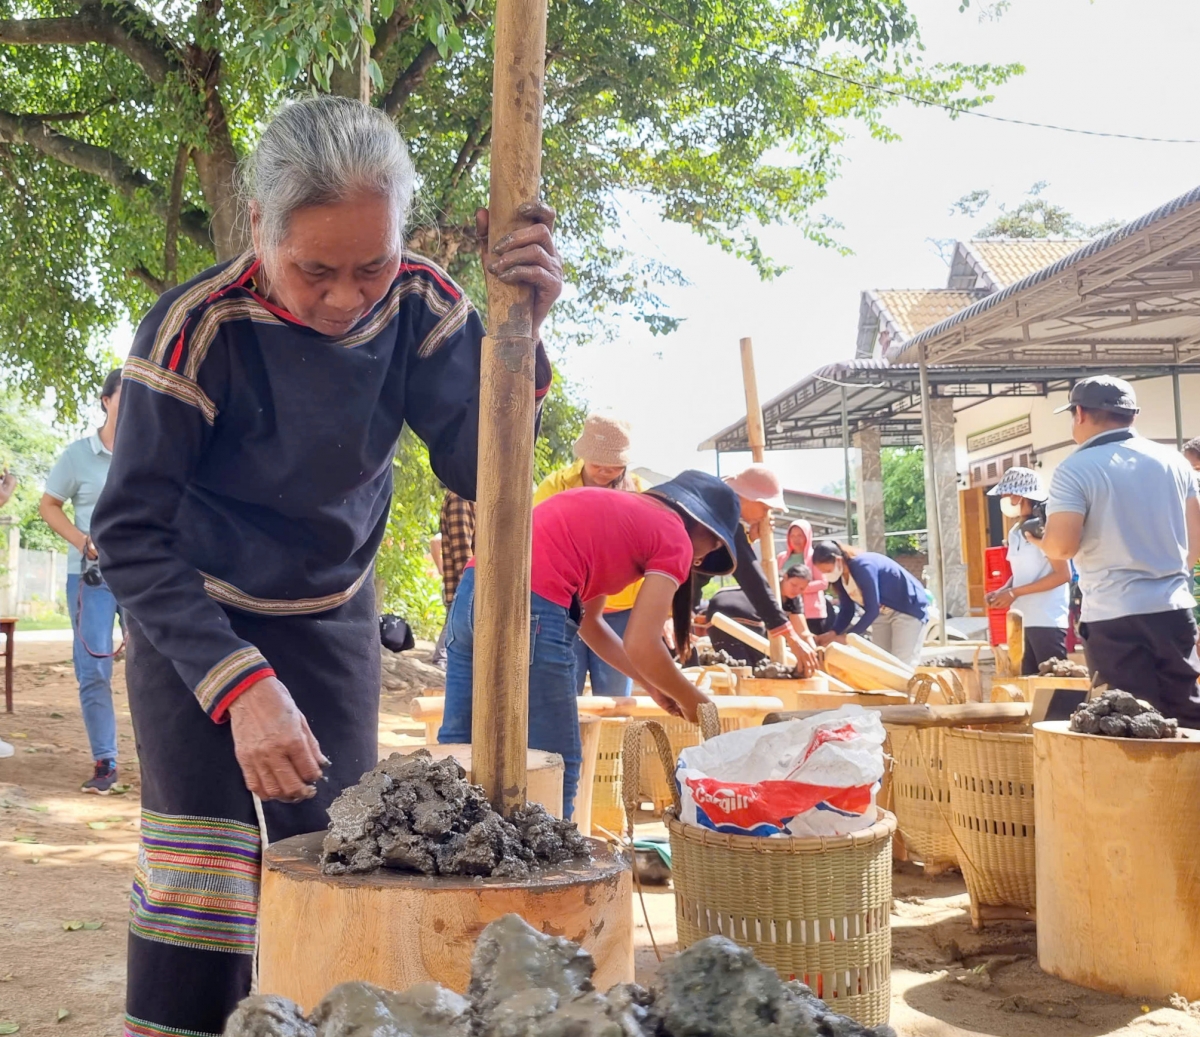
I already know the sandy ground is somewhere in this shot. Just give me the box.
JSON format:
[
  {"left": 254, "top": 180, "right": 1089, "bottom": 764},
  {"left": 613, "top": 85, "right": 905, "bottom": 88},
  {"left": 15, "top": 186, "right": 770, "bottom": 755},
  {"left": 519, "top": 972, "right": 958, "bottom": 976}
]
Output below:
[{"left": 3, "top": 640, "right": 1200, "bottom": 1037}]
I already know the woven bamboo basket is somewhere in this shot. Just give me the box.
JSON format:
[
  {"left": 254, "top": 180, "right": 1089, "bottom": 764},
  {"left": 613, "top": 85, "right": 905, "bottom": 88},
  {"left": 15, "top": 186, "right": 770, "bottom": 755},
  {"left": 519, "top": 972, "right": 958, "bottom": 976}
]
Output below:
[
  {"left": 624, "top": 714, "right": 895, "bottom": 1027},
  {"left": 638, "top": 713, "right": 744, "bottom": 814},
  {"left": 590, "top": 717, "right": 627, "bottom": 837},
  {"left": 944, "top": 727, "right": 1036, "bottom": 928},
  {"left": 885, "top": 725, "right": 956, "bottom": 874}
]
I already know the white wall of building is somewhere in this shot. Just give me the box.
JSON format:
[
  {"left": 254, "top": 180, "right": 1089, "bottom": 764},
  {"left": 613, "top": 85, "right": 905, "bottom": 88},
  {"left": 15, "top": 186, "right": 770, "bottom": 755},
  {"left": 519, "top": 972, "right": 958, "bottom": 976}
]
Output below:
[{"left": 951, "top": 374, "right": 1200, "bottom": 490}]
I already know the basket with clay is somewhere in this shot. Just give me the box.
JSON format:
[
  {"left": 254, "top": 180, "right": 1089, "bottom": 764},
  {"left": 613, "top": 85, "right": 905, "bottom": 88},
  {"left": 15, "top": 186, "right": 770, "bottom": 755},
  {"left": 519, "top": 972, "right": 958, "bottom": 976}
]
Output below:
[{"left": 623, "top": 706, "right": 896, "bottom": 1028}]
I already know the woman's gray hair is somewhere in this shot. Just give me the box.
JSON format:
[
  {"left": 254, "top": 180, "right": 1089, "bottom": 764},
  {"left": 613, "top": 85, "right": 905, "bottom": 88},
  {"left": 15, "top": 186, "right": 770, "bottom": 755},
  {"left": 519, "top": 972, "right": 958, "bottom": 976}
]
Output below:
[{"left": 242, "top": 96, "right": 415, "bottom": 255}]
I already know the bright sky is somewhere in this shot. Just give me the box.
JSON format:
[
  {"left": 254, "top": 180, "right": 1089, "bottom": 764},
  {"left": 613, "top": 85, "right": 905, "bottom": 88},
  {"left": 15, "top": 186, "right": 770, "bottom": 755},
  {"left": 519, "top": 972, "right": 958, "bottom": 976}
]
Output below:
[{"left": 561, "top": 0, "right": 1200, "bottom": 493}]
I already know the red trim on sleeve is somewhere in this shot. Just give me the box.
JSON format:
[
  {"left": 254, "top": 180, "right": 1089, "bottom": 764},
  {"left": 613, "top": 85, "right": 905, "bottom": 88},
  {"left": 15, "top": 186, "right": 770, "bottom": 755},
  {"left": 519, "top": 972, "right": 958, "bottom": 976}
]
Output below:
[
  {"left": 398, "top": 262, "right": 461, "bottom": 300},
  {"left": 210, "top": 667, "right": 276, "bottom": 724}
]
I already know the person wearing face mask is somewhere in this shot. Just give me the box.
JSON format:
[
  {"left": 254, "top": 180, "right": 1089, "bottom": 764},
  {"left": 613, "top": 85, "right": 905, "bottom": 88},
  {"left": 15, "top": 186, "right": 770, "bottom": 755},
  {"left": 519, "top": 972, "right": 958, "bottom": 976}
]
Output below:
[
  {"left": 983, "top": 467, "right": 1071, "bottom": 673},
  {"left": 533, "top": 414, "right": 647, "bottom": 696},
  {"left": 714, "top": 464, "right": 819, "bottom": 675},
  {"left": 440, "top": 471, "right": 737, "bottom": 817},
  {"left": 810, "top": 540, "right": 933, "bottom": 667}
]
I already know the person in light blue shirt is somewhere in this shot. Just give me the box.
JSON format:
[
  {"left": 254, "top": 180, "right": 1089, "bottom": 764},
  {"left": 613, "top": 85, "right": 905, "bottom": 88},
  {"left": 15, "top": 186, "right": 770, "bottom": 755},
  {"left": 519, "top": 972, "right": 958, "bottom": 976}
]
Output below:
[
  {"left": 39, "top": 368, "right": 122, "bottom": 793},
  {"left": 1043, "top": 376, "right": 1200, "bottom": 725},
  {"left": 984, "top": 467, "right": 1070, "bottom": 674}
]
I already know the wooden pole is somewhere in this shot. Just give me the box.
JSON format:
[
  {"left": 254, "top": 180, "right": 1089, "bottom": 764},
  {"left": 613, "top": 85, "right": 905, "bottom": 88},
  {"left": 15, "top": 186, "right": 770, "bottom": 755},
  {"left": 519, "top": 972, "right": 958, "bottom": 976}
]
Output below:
[
  {"left": 471, "top": 0, "right": 548, "bottom": 813},
  {"left": 359, "top": 0, "right": 371, "bottom": 103},
  {"left": 738, "top": 337, "right": 786, "bottom": 664}
]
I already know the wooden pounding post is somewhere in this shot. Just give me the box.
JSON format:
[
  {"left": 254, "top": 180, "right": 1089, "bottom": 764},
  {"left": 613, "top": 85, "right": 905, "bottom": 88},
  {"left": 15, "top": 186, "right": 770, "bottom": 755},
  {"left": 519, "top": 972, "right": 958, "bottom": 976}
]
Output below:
[
  {"left": 470, "top": 0, "right": 549, "bottom": 813},
  {"left": 738, "top": 337, "right": 786, "bottom": 664}
]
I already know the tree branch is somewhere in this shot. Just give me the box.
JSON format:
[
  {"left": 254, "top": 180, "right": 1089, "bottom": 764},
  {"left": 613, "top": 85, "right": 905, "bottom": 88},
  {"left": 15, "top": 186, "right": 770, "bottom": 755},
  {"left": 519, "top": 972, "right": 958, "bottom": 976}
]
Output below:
[
  {"left": 0, "top": 0, "right": 179, "bottom": 83},
  {"left": 163, "top": 142, "right": 189, "bottom": 285},
  {"left": 126, "top": 264, "right": 169, "bottom": 295},
  {"left": 370, "top": 5, "right": 415, "bottom": 65},
  {"left": 380, "top": 40, "right": 442, "bottom": 117},
  {"left": 0, "top": 108, "right": 210, "bottom": 250}
]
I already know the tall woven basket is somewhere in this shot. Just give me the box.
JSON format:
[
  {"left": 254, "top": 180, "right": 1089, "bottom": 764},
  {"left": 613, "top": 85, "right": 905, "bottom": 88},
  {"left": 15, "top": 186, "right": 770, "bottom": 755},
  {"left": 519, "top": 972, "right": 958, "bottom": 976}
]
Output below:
[
  {"left": 944, "top": 728, "right": 1036, "bottom": 929},
  {"left": 590, "top": 718, "right": 627, "bottom": 837},
  {"left": 885, "top": 726, "right": 956, "bottom": 874},
  {"left": 885, "top": 672, "right": 959, "bottom": 874},
  {"left": 624, "top": 715, "right": 895, "bottom": 1028}
]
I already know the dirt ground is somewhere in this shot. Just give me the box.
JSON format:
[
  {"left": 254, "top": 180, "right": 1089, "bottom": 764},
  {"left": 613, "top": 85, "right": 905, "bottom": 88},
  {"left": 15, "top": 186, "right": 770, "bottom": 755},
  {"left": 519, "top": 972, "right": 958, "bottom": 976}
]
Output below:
[{"left": 3, "top": 641, "right": 1200, "bottom": 1037}]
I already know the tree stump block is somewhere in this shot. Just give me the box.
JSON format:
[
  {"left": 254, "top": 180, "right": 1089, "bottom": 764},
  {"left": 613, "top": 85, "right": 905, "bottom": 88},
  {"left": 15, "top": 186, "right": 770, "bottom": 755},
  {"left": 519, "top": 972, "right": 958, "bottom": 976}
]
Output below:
[
  {"left": 1035, "top": 721, "right": 1200, "bottom": 999},
  {"left": 259, "top": 831, "right": 633, "bottom": 1009}
]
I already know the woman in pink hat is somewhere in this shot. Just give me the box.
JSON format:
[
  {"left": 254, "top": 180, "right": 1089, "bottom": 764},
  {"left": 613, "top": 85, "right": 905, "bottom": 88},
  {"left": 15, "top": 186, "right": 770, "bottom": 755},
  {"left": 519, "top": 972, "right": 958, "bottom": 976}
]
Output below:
[{"left": 703, "top": 463, "right": 819, "bottom": 674}]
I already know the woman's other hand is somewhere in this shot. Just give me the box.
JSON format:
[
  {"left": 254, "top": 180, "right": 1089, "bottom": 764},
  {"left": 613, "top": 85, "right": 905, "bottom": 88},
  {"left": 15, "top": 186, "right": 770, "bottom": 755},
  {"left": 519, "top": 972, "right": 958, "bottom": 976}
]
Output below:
[
  {"left": 644, "top": 685, "right": 684, "bottom": 718},
  {"left": 228, "top": 677, "right": 326, "bottom": 802},
  {"left": 475, "top": 202, "right": 563, "bottom": 338},
  {"left": 815, "top": 630, "right": 840, "bottom": 647},
  {"left": 0, "top": 471, "right": 16, "bottom": 508}
]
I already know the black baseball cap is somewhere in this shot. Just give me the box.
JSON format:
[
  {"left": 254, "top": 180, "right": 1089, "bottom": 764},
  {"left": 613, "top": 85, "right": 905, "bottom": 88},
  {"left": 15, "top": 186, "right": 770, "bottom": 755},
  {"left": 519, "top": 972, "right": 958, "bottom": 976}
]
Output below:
[{"left": 1053, "top": 375, "right": 1139, "bottom": 415}]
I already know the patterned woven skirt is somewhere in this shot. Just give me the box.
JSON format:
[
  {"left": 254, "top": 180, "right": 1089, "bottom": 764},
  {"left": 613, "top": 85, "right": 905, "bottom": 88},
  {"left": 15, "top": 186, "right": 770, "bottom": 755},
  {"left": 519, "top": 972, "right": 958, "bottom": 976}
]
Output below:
[{"left": 122, "top": 583, "right": 378, "bottom": 1037}]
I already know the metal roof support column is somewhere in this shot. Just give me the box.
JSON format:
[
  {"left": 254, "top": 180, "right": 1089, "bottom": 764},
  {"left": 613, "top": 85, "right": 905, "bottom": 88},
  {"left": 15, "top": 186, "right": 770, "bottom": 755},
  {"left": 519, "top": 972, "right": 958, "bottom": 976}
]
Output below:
[
  {"left": 918, "top": 346, "right": 948, "bottom": 646},
  {"left": 1174, "top": 346, "right": 1184, "bottom": 452},
  {"left": 841, "top": 386, "right": 854, "bottom": 544}
]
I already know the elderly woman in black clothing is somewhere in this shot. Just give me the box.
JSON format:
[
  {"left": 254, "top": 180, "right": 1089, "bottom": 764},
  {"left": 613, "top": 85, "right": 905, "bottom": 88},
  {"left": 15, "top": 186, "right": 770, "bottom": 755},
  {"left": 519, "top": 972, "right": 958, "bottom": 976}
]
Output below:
[{"left": 91, "top": 96, "right": 563, "bottom": 1037}]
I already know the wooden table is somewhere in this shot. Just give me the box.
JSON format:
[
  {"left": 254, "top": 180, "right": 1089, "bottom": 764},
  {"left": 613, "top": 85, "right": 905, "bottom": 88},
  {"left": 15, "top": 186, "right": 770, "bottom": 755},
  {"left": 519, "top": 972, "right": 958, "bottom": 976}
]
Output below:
[{"left": 2, "top": 618, "right": 15, "bottom": 712}]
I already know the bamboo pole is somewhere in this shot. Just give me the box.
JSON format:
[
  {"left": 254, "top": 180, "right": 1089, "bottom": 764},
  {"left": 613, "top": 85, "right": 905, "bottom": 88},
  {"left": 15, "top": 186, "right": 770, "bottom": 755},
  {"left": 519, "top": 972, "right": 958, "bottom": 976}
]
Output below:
[
  {"left": 738, "top": 337, "right": 786, "bottom": 664},
  {"left": 470, "top": 0, "right": 548, "bottom": 813}
]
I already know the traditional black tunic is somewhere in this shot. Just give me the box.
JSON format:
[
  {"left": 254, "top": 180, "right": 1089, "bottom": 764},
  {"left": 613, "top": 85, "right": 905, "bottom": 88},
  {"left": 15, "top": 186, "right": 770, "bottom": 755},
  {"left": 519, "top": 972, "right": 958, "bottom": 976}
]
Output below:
[{"left": 91, "top": 252, "right": 548, "bottom": 1037}]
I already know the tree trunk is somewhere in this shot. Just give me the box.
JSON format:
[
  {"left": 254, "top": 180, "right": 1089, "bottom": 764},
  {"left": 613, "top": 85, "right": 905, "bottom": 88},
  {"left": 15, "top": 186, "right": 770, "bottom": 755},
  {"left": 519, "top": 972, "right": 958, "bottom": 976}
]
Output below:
[{"left": 190, "top": 40, "right": 247, "bottom": 260}]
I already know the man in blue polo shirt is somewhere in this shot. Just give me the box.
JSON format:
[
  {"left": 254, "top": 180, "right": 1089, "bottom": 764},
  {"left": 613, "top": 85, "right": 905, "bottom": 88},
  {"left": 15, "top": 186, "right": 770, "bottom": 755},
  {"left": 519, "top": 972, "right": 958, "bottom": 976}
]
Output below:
[{"left": 1042, "top": 376, "right": 1200, "bottom": 724}]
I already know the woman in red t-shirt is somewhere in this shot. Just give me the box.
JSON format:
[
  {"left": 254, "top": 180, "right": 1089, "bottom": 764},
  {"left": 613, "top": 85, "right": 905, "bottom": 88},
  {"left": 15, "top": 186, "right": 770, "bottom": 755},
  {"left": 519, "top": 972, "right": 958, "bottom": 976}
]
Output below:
[{"left": 439, "top": 470, "right": 741, "bottom": 817}]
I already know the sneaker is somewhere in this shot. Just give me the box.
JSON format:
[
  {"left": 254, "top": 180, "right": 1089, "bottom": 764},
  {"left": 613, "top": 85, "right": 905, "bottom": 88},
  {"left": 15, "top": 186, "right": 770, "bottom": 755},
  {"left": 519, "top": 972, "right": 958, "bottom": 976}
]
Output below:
[
  {"left": 82, "top": 759, "right": 117, "bottom": 794},
  {"left": 0, "top": 738, "right": 13, "bottom": 759}
]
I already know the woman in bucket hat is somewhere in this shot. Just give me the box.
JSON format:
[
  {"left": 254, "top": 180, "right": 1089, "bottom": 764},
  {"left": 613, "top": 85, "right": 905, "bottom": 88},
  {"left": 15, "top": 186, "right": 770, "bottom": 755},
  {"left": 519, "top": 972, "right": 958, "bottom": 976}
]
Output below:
[
  {"left": 533, "top": 413, "right": 648, "bottom": 697},
  {"left": 439, "top": 470, "right": 738, "bottom": 817},
  {"left": 985, "top": 466, "right": 1071, "bottom": 673}
]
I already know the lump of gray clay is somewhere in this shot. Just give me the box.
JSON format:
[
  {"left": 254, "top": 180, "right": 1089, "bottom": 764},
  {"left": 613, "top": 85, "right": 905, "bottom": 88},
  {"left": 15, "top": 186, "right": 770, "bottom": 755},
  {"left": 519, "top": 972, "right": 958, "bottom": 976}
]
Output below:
[
  {"left": 223, "top": 995, "right": 316, "bottom": 1037},
  {"left": 650, "top": 935, "right": 896, "bottom": 1037},
  {"left": 320, "top": 751, "right": 588, "bottom": 878},
  {"left": 310, "top": 981, "right": 468, "bottom": 1037},
  {"left": 1070, "top": 690, "right": 1179, "bottom": 739}
]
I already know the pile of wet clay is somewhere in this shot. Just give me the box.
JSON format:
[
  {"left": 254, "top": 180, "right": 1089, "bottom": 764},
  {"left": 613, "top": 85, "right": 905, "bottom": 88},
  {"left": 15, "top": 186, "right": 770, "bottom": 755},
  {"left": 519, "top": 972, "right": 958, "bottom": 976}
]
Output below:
[
  {"left": 696, "top": 645, "right": 743, "bottom": 668},
  {"left": 923, "top": 654, "right": 971, "bottom": 670},
  {"left": 224, "top": 914, "right": 896, "bottom": 1037},
  {"left": 1037, "top": 657, "right": 1089, "bottom": 678},
  {"left": 1069, "top": 690, "right": 1179, "bottom": 739},
  {"left": 320, "top": 750, "right": 588, "bottom": 878},
  {"left": 753, "top": 659, "right": 801, "bottom": 679}
]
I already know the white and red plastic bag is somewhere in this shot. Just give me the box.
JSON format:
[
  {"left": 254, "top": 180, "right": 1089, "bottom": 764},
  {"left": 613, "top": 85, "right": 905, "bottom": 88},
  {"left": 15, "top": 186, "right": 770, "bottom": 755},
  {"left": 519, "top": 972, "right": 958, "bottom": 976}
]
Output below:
[{"left": 675, "top": 706, "right": 886, "bottom": 837}]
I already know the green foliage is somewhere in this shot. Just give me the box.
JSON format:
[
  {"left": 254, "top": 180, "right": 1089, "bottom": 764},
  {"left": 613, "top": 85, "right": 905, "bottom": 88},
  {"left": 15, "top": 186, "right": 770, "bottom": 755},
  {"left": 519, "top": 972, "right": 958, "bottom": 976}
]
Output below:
[
  {"left": 375, "top": 364, "right": 585, "bottom": 637},
  {"left": 0, "top": 394, "right": 69, "bottom": 552},
  {"left": 881, "top": 446, "right": 925, "bottom": 556},
  {"left": 953, "top": 182, "right": 1119, "bottom": 239},
  {"left": 0, "top": 0, "right": 1020, "bottom": 412},
  {"left": 375, "top": 427, "right": 445, "bottom": 638}
]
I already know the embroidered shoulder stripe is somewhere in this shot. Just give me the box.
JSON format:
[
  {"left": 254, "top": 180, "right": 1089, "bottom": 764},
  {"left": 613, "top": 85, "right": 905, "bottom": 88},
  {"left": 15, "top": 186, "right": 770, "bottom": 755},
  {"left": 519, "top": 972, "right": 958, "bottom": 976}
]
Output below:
[
  {"left": 125, "top": 1015, "right": 219, "bottom": 1037},
  {"left": 194, "top": 646, "right": 274, "bottom": 719},
  {"left": 200, "top": 567, "right": 371, "bottom": 616},
  {"left": 338, "top": 278, "right": 456, "bottom": 350},
  {"left": 149, "top": 253, "right": 256, "bottom": 367},
  {"left": 124, "top": 357, "right": 218, "bottom": 425},
  {"left": 129, "top": 809, "right": 260, "bottom": 956},
  {"left": 183, "top": 299, "right": 285, "bottom": 382},
  {"left": 418, "top": 295, "right": 472, "bottom": 359},
  {"left": 399, "top": 253, "right": 462, "bottom": 301}
]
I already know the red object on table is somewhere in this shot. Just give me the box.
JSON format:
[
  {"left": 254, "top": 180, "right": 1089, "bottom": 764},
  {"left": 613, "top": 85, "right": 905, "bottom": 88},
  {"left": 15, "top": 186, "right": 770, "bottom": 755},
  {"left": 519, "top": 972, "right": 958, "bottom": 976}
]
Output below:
[
  {"left": 985, "top": 546, "right": 1013, "bottom": 646},
  {"left": 1, "top": 617, "right": 15, "bottom": 712}
]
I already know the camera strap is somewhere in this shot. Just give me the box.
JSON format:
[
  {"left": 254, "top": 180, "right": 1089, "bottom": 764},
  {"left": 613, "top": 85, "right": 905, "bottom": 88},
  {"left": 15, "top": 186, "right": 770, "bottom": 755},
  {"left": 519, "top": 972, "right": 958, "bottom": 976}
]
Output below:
[{"left": 72, "top": 536, "right": 125, "bottom": 660}]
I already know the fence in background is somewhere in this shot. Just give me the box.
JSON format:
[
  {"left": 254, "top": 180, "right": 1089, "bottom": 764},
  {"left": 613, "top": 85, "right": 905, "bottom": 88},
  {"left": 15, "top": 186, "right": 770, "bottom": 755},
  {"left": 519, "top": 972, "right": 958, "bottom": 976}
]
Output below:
[{"left": 0, "top": 521, "right": 69, "bottom": 618}]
